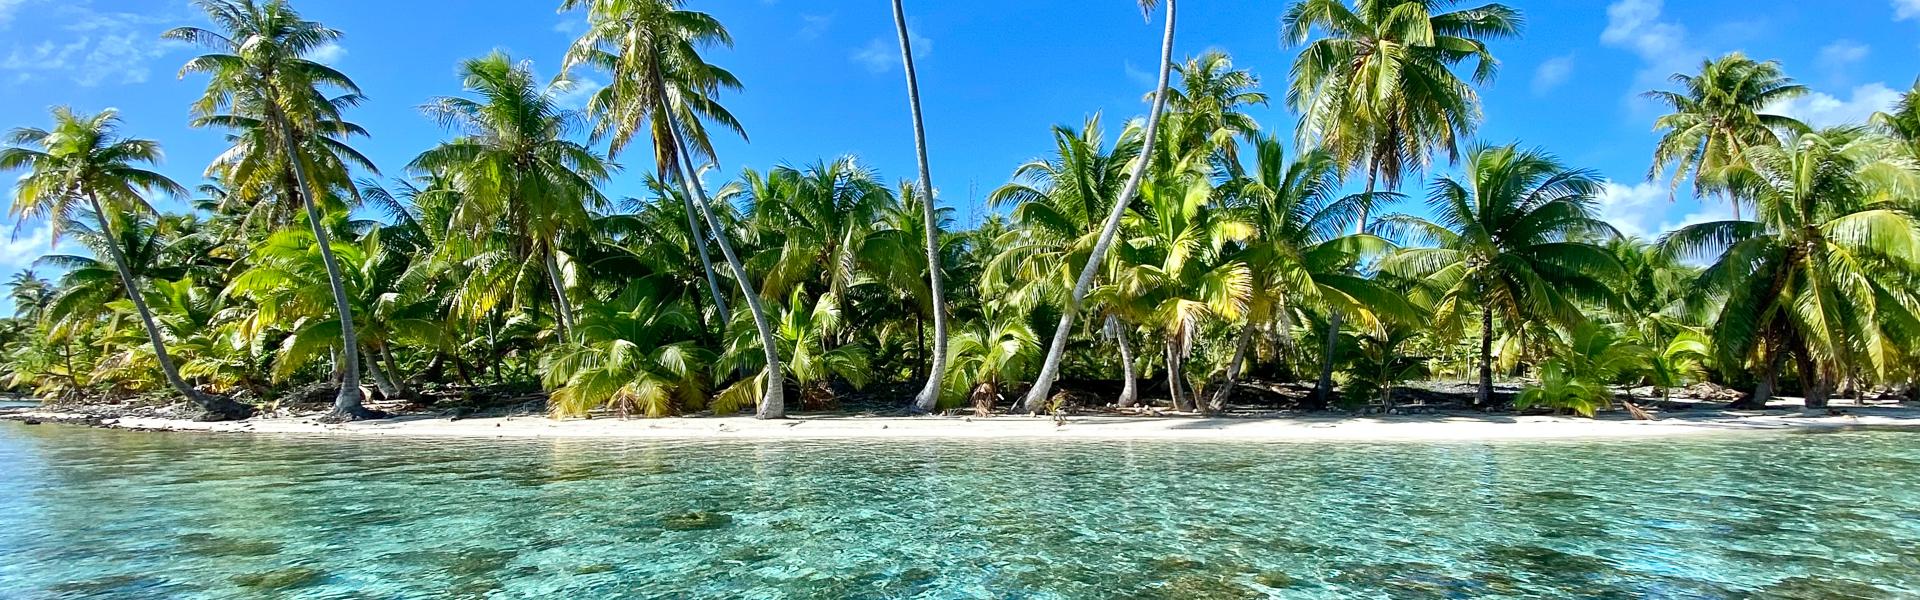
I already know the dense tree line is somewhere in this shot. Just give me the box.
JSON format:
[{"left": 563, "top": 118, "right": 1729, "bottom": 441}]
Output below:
[{"left": 4, "top": 0, "right": 1919, "bottom": 422}]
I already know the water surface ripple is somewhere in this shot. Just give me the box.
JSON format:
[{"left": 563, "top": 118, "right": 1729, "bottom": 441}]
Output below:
[{"left": 2, "top": 423, "right": 1917, "bottom": 598}]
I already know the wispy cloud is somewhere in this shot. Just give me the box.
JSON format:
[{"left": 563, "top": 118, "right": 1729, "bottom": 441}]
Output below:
[
  {"left": 1595, "top": 180, "right": 1668, "bottom": 239},
  {"left": 552, "top": 76, "right": 601, "bottom": 110},
  {"left": 851, "top": 21, "right": 929, "bottom": 74},
  {"left": 1530, "top": 55, "right": 1574, "bottom": 96},
  {"left": 1600, "top": 0, "right": 1698, "bottom": 105},
  {"left": 0, "top": 0, "right": 27, "bottom": 29},
  {"left": 1123, "top": 61, "right": 1154, "bottom": 88},
  {"left": 1767, "top": 82, "right": 1902, "bottom": 128},
  {"left": 553, "top": 18, "right": 585, "bottom": 36},
  {"left": 1, "top": 223, "right": 87, "bottom": 278},
  {"left": 1816, "top": 40, "right": 1869, "bottom": 83},
  {"left": 1897, "top": 0, "right": 1920, "bottom": 21},
  {"left": 798, "top": 14, "right": 831, "bottom": 40},
  {"left": 0, "top": 1, "right": 189, "bottom": 87},
  {"left": 309, "top": 41, "right": 346, "bottom": 66}
]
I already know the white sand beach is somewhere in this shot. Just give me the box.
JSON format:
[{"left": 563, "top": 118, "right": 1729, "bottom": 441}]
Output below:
[{"left": 11, "top": 401, "right": 1918, "bottom": 442}]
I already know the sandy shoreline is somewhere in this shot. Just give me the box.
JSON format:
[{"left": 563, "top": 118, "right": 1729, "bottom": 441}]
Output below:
[{"left": 7, "top": 403, "right": 1920, "bottom": 442}]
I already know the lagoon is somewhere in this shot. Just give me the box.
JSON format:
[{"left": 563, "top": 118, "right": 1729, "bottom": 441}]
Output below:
[{"left": 2, "top": 423, "right": 1917, "bottom": 598}]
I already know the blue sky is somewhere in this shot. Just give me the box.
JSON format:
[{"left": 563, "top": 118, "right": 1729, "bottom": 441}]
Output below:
[{"left": 2, "top": 0, "right": 1918, "bottom": 316}]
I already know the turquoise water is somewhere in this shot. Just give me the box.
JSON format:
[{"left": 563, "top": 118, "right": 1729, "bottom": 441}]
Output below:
[{"left": 2, "top": 423, "right": 1918, "bottom": 599}]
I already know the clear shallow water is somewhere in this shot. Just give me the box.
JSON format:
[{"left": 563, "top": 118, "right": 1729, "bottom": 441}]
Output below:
[{"left": 1, "top": 424, "right": 1918, "bottom": 599}]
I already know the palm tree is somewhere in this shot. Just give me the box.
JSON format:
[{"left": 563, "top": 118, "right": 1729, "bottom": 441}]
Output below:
[
  {"left": 1211, "top": 136, "right": 1415, "bottom": 410},
  {"left": 1872, "top": 78, "right": 1920, "bottom": 159},
  {"left": 559, "top": 0, "right": 742, "bottom": 323},
  {"left": 988, "top": 116, "right": 1147, "bottom": 406},
  {"left": 560, "top": 0, "right": 784, "bottom": 419},
  {"left": 941, "top": 307, "right": 1040, "bottom": 415},
  {"left": 1661, "top": 127, "right": 1920, "bottom": 410},
  {"left": 410, "top": 51, "right": 612, "bottom": 339},
  {"left": 166, "top": 0, "right": 377, "bottom": 420},
  {"left": 890, "top": 0, "right": 951, "bottom": 414},
  {"left": 1646, "top": 53, "right": 1808, "bottom": 220},
  {"left": 1283, "top": 0, "right": 1521, "bottom": 404},
  {"left": 0, "top": 107, "right": 253, "bottom": 419},
  {"left": 1162, "top": 50, "right": 1267, "bottom": 163},
  {"left": 1022, "top": 0, "right": 1178, "bottom": 413},
  {"left": 542, "top": 279, "right": 709, "bottom": 418},
  {"left": 1379, "top": 144, "right": 1620, "bottom": 406},
  {"left": 7, "top": 271, "right": 53, "bottom": 323}
]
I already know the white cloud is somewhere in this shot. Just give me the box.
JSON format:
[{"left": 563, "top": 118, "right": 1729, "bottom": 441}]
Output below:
[
  {"left": 798, "top": 14, "right": 831, "bottom": 40},
  {"left": 1595, "top": 180, "right": 1670, "bottom": 239},
  {"left": 1123, "top": 61, "right": 1154, "bottom": 88},
  {"left": 0, "top": 2, "right": 185, "bottom": 87},
  {"left": 308, "top": 42, "right": 346, "bottom": 66},
  {"left": 0, "top": 223, "right": 87, "bottom": 276},
  {"left": 1531, "top": 55, "right": 1574, "bottom": 96},
  {"left": 553, "top": 18, "right": 584, "bottom": 36},
  {"left": 1897, "top": 0, "right": 1920, "bottom": 21},
  {"left": 0, "top": 0, "right": 26, "bottom": 28},
  {"left": 1816, "top": 40, "right": 1868, "bottom": 80},
  {"left": 552, "top": 76, "right": 601, "bottom": 110},
  {"left": 1767, "top": 82, "right": 1902, "bottom": 128},
  {"left": 851, "top": 22, "right": 929, "bottom": 74},
  {"left": 1600, "top": 0, "right": 1700, "bottom": 105}
]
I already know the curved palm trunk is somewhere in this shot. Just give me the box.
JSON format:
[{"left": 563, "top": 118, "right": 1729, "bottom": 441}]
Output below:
[
  {"left": 273, "top": 112, "right": 370, "bottom": 421},
  {"left": 1475, "top": 305, "right": 1494, "bottom": 408},
  {"left": 544, "top": 247, "right": 576, "bottom": 338},
  {"left": 895, "top": 0, "right": 949, "bottom": 414},
  {"left": 366, "top": 348, "right": 402, "bottom": 400},
  {"left": 85, "top": 192, "right": 252, "bottom": 421},
  {"left": 1208, "top": 316, "right": 1256, "bottom": 412},
  {"left": 669, "top": 129, "right": 785, "bottom": 419},
  {"left": 1113, "top": 316, "right": 1140, "bottom": 408},
  {"left": 684, "top": 192, "right": 731, "bottom": 320},
  {"left": 1165, "top": 340, "right": 1192, "bottom": 412},
  {"left": 1020, "top": 0, "right": 1177, "bottom": 413}
]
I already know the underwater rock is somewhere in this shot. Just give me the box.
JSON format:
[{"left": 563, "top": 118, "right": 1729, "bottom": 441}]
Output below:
[
  {"left": 230, "top": 567, "right": 324, "bottom": 590},
  {"left": 659, "top": 511, "right": 734, "bottom": 531}
]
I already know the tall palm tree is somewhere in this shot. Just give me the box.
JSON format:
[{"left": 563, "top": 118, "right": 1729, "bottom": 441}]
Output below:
[
  {"left": 1283, "top": 0, "right": 1521, "bottom": 405},
  {"left": 1379, "top": 144, "right": 1620, "bottom": 406},
  {"left": 166, "top": 0, "right": 377, "bottom": 420},
  {"left": 559, "top": 0, "right": 742, "bottom": 322},
  {"left": 1021, "top": 0, "right": 1178, "bottom": 413},
  {"left": 410, "top": 51, "right": 612, "bottom": 339},
  {"left": 1162, "top": 50, "right": 1268, "bottom": 162},
  {"left": 0, "top": 107, "right": 254, "bottom": 419},
  {"left": 890, "top": 0, "right": 950, "bottom": 414},
  {"left": 7, "top": 271, "right": 54, "bottom": 323},
  {"left": 1661, "top": 127, "right": 1920, "bottom": 410},
  {"left": 560, "top": 0, "right": 784, "bottom": 419},
  {"left": 1646, "top": 53, "right": 1808, "bottom": 221}
]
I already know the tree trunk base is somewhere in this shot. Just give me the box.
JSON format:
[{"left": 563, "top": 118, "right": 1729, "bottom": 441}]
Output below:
[{"left": 191, "top": 395, "right": 257, "bottom": 422}]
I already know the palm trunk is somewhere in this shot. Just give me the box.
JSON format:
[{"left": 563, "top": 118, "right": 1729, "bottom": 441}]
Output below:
[
  {"left": 668, "top": 126, "right": 785, "bottom": 419},
  {"left": 544, "top": 247, "right": 576, "bottom": 338},
  {"left": 381, "top": 343, "right": 408, "bottom": 396},
  {"left": 366, "top": 348, "right": 401, "bottom": 400},
  {"left": 1314, "top": 169, "right": 1378, "bottom": 408},
  {"left": 1797, "top": 350, "right": 1830, "bottom": 412},
  {"left": 1476, "top": 305, "right": 1494, "bottom": 408},
  {"left": 272, "top": 110, "right": 370, "bottom": 421},
  {"left": 1114, "top": 317, "right": 1140, "bottom": 408},
  {"left": 1208, "top": 316, "right": 1256, "bottom": 412},
  {"left": 1166, "top": 340, "right": 1191, "bottom": 412},
  {"left": 682, "top": 183, "right": 731, "bottom": 320},
  {"left": 85, "top": 192, "right": 252, "bottom": 421},
  {"left": 1740, "top": 335, "right": 1783, "bottom": 410},
  {"left": 1021, "top": 0, "right": 1177, "bottom": 413},
  {"left": 896, "top": 0, "right": 949, "bottom": 414}
]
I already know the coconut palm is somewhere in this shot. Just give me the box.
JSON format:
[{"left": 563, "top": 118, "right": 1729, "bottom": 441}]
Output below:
[
  {"left": 941, "top": 307, "right": 1040, "bottom": 415},
  {"left": 1872, "top": 78, "right": 1920, "bottom": 159},
  {"left": 410, "top": 51, "right": 612, "bottom": 339},
  {"left": 559, "top": 0, "right": 742, "bottom": 321},
  {"left": 7, "top": 272, "right": 54, "bottom": 323},
  {"left": 541, "top": 279, "right": 709, "bottom": 418},
  {"left": 166, "top": 0, "right": 377, "bottom": 420},
  {"left": 888, "top": 0, "right": 951, "bottom": 414},
  {"left": 988, "top": 116, "right": 1148, "bottom": 406},
  {"left": 1022, "top": 0, "right": 1179, "bottom": 413},
  {"left": 1211, "top": 136, "right": 1416, "bottom": 410},
  {"left": 1, "top": 107, "right": 253, "bottom": 419},
  {"left": 1646, "top": 53, "right": 1808, "bottom": 220},
  {"left": 1379, "top": 144, "right": 1621, "bottom": 406},
  {"left": 1660, "top": 127, "right": 1920, "bottom": 410},
  {"left": 1162, "top": 50, "right": 1268, "bottom": 163},
  {"left": 716, "top": 290, "right": 869, "bottom": 412},
  {"left": 1282, "top": 0, "right": 1521, "bottom": 405}
]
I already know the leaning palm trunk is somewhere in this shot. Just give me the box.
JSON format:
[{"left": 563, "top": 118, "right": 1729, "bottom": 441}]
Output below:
[
  {"left": 85, "top": 192, "right": 252, "bottom": 421},
  {"left": 683, "top": 191, "right": 730, "bottom": 320},
  {"left": 1208, "top": 317, "right": 1257, "bottom": 412},
  {"left": 273, "top": 111, "right": 370, "bottom": 421},
  {"left": 1111, "top": 316, "right": 1140, "bottom": 407},
  {"left": 1475, "top": 305, "right": 1494, "bottom": 408},
  {"left": 544, "top": 247, "right": 576, "bottom": 338},
  {"left": 1314, "top": 170, "right": 1377, "bottom": 408},
  {"left": 1019, "top": 0, "right": 1177, "bottom": 413},
  {"left": 670, "top": 129, "right": 786, "bottom": 419},
  {"left": 895, "top": 0, "right": 949, "bottom": 414}
]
